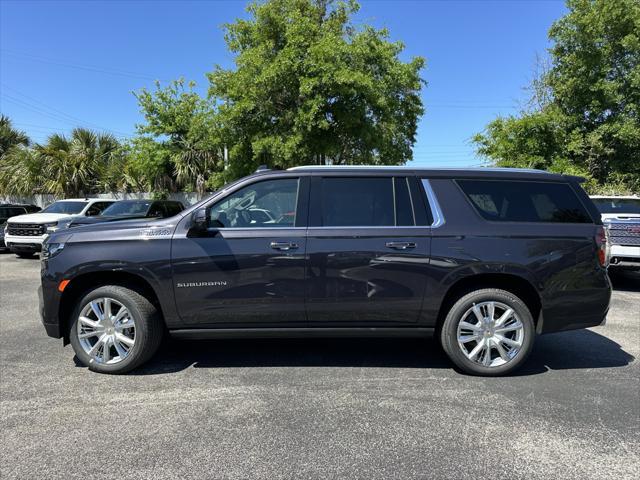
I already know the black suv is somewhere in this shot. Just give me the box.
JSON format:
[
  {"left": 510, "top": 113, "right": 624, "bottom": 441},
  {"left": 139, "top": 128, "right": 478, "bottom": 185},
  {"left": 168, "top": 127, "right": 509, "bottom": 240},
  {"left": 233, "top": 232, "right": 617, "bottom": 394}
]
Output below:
[
  {"left": 0, "top": 203, "right": 41, "bottom": 249},
  {"left": 39, "top": 167, "right": 611, "bottom": 375}
]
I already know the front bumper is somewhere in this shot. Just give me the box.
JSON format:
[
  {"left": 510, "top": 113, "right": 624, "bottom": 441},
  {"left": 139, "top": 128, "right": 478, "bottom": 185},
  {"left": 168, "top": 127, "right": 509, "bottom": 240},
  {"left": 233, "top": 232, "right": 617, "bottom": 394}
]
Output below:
[
  {"left": 39, "top": 283, "right": 62, "bottom": 339},
  {"left": 5, "top": 233, "right": 46, "bottom": 253}
]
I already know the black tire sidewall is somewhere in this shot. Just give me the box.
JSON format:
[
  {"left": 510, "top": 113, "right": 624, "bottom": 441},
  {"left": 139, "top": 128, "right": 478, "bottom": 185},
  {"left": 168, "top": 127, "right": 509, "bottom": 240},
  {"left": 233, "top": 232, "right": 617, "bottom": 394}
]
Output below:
[
  {"left": 440, "top": 289, "right": 535, "bottom": 376},
  {"left": 69, "top": 286, "right": 157, "bottom": 374}
]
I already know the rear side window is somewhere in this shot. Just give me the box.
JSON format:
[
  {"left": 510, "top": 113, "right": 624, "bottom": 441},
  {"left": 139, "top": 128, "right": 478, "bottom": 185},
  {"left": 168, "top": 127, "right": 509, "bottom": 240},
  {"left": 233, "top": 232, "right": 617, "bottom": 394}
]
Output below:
[
  {"left": 319, "top": 177, "right": 415, "bottom": 227},
  {"left": 458, "top": 180, "right": 592, "bottom": 223}
]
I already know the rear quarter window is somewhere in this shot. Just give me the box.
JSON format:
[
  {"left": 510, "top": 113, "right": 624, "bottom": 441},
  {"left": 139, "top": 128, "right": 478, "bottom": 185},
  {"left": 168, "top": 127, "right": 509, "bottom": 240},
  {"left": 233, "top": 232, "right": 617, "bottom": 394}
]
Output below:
[{"left": 457, "top": 180, "right": 592, "bottom": 223}]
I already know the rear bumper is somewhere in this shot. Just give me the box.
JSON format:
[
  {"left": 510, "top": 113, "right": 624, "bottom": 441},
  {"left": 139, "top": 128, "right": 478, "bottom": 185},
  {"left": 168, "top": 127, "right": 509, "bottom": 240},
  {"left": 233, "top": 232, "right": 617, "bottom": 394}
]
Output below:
[
  {"left": 538, "top": 270, "right": 612, "bottom": 334},
  {"left": 609, "top": 245, "right": 640, "bottom": 269}
]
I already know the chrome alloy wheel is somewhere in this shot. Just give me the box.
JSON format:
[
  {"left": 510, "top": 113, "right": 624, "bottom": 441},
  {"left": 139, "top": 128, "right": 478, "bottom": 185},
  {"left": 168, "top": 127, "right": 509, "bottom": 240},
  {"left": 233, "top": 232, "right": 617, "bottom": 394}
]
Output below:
[
  {"left": 456, "top": 301, "right": 524, "bottom": 368},
  {"left": 77, "top": 298, "right": 136, "bottom": 365}
]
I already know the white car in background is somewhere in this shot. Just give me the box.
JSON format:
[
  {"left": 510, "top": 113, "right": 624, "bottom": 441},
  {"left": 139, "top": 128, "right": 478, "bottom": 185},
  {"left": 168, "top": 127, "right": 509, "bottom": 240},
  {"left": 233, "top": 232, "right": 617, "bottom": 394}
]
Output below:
[
  {"left": 4, "top": 198, "right": 114, "bottom": 257},
  {"left": 590, "top": 195, "right": 640, "bottom": 271}
]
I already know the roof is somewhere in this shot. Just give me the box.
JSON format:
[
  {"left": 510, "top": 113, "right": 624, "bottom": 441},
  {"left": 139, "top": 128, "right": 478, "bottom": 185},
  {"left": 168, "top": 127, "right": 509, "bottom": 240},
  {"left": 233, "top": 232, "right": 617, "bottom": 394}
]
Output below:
[
  {"left": 269, "top": 165, "right": 569, "bottom": 181},
  {"left": 590, "top": 195, "right": 640, "bottom": 199}
]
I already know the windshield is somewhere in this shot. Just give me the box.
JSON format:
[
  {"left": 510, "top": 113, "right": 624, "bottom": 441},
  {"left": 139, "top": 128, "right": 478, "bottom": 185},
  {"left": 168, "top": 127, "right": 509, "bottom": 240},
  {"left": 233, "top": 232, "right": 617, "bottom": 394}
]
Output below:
[
  {"left": 41, "top": 201, "right": 88, "bottom": 214},
  {"left": 592, "top": 198, "right": 640, "bottom": 215},
  {"left": 101, "top": 201, "right": 152, "bottom": 216}
]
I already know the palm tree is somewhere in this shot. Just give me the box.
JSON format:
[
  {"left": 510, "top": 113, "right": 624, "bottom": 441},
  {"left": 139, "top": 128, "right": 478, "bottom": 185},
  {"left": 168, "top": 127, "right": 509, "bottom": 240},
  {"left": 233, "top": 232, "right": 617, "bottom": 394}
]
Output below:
[
  {"left": 37, "top": 128, "right": 120, "bottom": 197},
  {"left": 0, "top": 115, "right": 30, "bottom": 157},
  {"left": 0, "top": 115, "right": 40, "bottom": 195},
  {"left": 172, "top": 138, "right": 220, "bottom": 198}
]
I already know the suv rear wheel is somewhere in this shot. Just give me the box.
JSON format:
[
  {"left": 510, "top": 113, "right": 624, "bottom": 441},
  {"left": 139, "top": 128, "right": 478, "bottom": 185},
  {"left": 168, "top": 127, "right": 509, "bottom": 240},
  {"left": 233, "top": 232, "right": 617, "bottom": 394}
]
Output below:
[
  {"left": 440, "top": 288, "right": 535, "bottom": 376},
  {"left": 69, "top": 285, "right": 163, "bottom": 374}
]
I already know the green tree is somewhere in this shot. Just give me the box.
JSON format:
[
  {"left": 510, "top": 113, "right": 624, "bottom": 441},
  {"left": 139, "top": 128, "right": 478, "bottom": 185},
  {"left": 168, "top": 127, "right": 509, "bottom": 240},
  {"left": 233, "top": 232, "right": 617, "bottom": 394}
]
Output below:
[
  {"left": 0, "top": 115, "right": 43, "bottom": 195},
  {"left": 0, "top": 114, "right": 30, "bottom": 156},
  {"left": 120, "top": 137, "right": 176, "bottom": 194},
  {"left": 208, "top": 0, "right": 425, "bottom": 176},
  {"left": 134, "top": 79, "right": 223, "bottom": 196},
  {"left": 473, "top": 0, "right": 640, "bottom": 193},
  {"left": 35, "top": 128, "right": 121, "bottom": 197}
]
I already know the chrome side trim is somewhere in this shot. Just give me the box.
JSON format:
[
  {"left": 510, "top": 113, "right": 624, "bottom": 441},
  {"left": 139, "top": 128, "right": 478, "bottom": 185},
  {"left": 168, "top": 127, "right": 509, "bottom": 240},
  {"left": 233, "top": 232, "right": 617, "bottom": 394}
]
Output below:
[{"left": 421, "top": 179, "right": 445, "bottom": 228}]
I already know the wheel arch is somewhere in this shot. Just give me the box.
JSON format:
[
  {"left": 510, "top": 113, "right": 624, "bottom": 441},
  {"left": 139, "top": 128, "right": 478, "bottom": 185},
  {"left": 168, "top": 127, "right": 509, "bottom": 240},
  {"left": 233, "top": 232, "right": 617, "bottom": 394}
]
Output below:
[
  {"left": 436, "top": 273, "right": 542, "bottom": 333},
  {"left": 59, "top": 270, "right": 164, "bottom": 343}
]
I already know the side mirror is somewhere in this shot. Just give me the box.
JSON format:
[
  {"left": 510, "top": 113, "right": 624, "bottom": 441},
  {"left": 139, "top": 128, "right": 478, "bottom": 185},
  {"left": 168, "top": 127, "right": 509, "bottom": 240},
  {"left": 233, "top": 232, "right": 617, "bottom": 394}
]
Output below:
[{"left": 191, "top": 208, "right": 209, "bottom": 232}]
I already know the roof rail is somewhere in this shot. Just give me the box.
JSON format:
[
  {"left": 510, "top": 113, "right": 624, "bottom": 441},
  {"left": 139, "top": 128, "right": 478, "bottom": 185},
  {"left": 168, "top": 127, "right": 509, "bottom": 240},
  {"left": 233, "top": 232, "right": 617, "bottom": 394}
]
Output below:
[{"left": 255, "top": 165, "right": 271, "bottom": 173}]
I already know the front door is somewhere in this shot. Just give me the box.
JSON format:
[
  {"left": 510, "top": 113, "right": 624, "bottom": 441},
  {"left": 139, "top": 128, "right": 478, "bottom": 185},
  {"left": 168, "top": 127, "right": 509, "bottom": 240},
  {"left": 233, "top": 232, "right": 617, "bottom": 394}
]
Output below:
[
  {"left": 306, "top": 175, "right": 430, "bottom": 325},
  {"left": 171, "top": 176, "right": 309, "bottom": 326}
]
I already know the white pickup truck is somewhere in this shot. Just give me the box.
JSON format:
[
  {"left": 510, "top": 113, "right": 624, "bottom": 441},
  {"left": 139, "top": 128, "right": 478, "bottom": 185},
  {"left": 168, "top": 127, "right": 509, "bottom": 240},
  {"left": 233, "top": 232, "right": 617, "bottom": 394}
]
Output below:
[
  {"left": 590, "top": 196, "right": 640, "bottom": 271},
  {"left": 4, "top": 198, "right": 113, "bottom": 257}
]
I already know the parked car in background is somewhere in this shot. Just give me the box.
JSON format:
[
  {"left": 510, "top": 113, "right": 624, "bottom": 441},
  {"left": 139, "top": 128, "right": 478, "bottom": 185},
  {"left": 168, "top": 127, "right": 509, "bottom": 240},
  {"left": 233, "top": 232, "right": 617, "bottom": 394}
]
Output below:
[
  {"left": 39, "top": 166, "right": 611, "bottom": 376},
  {"left": 590, "top": 195, "right": 640, "bottom": 271},
  {"left": 0, "top": 203, "right": 41, "bottom": 250},
  {"left": 4, "top": 198, "right": 114, "bottom": 257},
  {"left": 64, "top": 200, "right": 185, "bottom": 228}
]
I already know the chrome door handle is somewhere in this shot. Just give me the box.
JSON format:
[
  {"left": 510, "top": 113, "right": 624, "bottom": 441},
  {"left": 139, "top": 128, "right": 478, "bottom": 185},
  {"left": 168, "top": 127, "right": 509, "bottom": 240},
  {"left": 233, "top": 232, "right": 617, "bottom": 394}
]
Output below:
[
  {"left": 385, "top": 241, "right": 416, "bottom": 250},
  {"left": 270, "top": 241, "right": 298, "bottom": 251}
]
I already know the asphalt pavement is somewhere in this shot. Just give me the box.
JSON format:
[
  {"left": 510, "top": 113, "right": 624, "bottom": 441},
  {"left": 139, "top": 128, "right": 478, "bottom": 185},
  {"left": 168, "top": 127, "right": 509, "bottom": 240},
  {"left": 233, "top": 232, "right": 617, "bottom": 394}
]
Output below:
[{"left": 0, "top": 253, "right": 638, "bottom": 479}]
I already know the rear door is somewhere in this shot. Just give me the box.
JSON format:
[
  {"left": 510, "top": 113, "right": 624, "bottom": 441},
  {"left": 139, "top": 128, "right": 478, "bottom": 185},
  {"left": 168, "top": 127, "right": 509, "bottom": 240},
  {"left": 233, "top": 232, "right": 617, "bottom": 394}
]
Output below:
[
  {"left": 306, "top": 174, "right": 431, "bottom": 325},
  {"left": 171, "top": 175, "right": 309, "bottom": 326}
]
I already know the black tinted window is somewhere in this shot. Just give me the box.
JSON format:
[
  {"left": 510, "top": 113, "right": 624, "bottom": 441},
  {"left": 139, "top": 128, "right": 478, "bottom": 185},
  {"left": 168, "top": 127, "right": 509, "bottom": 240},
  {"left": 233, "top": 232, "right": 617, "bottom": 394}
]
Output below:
[
  {"left": 165, "top": 203, "right": 184, "bottom": 216},
  {"left": 0, "top": 207, "right": 25, "bottom": 218},
  {"left": 458, "top": 180, "right": 592, "bottom": 223},
  {"left": 320, "top": 178, "right": 395, "bottom": 227},
  {"left": 394, "top": 177, "right": 415, "bottom": 226}
]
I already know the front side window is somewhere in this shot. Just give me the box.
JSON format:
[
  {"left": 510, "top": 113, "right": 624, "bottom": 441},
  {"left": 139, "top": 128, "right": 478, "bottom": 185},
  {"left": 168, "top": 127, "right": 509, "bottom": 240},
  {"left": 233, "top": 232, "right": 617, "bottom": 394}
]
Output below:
[
  {"left": 458, "top": 180, "right": 592, "bottom": 223},
  {"left": 319, "top": 177, "right": 414, "bottom": 227},
  {"left": 102, "top": 201, "right": 152, "bottom": 216},
  {"left": 41, "top": 201, "right": 88, "bottom": 214},
  {"left": 210, "top": 178, "right": 299, "bottom": 228},
  {"left": 86, "top": 202, "right": 113, "bottom": 216}
]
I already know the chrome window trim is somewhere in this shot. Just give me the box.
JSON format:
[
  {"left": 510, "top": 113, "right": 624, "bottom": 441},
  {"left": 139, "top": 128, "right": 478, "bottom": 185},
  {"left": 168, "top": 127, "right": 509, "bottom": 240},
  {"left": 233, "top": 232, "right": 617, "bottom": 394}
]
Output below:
[
  {"left": 306, "top": 226, "right": 429, "bottom": 230},
  {"left": 421, "top": 179, "right": 445, "bottom": 228},
  {"left": 212, "top": 227, "right": 306, "bottom": 231}
]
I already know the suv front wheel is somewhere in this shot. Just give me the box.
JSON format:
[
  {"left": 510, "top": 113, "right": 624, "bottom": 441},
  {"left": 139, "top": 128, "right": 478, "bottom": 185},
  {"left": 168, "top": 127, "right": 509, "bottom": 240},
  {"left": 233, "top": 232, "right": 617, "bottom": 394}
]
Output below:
[
  {"left": 440, "top": 288, "right": 535, "bottom": 376},
  {"left": 69, "top": 285, "right": 163, "bottom": 374}
]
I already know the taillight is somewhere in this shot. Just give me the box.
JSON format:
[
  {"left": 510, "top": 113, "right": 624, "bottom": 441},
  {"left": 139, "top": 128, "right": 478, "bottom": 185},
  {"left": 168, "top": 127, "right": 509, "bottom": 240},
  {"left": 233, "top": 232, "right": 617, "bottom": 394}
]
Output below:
[{"left": 595, "top": 225, "right": 609, "bottom": 267}]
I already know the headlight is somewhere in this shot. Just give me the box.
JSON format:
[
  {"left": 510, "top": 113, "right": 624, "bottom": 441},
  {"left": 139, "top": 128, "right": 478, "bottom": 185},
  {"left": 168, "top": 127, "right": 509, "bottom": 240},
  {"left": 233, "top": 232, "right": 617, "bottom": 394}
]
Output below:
[
  {"left": 44, "top": 221, "right": 59, "bottom": 233},
  {"left": 41, "top": 242, "right": 65, "bottom": 259}
]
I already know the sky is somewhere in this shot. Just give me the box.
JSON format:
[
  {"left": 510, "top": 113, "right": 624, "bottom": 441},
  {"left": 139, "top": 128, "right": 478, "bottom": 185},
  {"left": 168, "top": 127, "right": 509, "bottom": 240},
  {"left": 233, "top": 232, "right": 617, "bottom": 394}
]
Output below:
[{"left": 0, "top": 0, "right": 567, "bottom": 168}]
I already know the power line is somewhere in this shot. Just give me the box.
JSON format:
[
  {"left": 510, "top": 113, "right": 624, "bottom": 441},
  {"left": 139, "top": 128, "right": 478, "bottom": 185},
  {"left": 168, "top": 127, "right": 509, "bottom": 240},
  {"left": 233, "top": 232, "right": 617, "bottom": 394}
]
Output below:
[
  {"left": 1, "top": 84, "right": 133, "bottom": 138},
  {"left": 1, "top": 49, "right": 165, "bottom": 82}
]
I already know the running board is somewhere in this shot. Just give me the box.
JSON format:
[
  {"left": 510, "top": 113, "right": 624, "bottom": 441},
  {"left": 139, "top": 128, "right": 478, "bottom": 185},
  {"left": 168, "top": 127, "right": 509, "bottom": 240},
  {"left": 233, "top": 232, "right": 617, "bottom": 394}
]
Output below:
[{"left": 169, "top": 327, "right": 435, "bottom": 340}]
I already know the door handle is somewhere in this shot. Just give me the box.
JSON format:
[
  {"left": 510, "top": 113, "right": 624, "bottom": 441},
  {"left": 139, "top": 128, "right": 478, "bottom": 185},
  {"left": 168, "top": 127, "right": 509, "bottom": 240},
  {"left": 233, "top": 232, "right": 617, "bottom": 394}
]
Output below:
[
  {"left": 385, "top": 241, "right": 416, "bottom": 250},
  {"left": 270, "top": 241, "right": 298, "bottom": 251}
]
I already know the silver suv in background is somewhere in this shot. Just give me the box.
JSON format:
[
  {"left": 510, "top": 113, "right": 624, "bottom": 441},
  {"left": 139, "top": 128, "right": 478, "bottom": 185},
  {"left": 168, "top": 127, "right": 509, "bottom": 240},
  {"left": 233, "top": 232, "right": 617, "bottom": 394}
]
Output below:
[{"left": 591, "top": 196, "right": 640, "bottom": 271}]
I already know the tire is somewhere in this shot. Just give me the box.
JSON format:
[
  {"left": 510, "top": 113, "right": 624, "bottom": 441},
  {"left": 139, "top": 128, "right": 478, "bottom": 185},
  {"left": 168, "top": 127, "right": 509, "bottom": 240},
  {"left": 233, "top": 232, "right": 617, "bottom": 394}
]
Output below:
[
  {"left": 69, "top": 285, "right": 163, "bottom": 374},
  {"left": 15, "top": 252, "right": 35, "bottom": 259},
  {"left": 440, "top": 288, "right": 535, "bottom": 376}
]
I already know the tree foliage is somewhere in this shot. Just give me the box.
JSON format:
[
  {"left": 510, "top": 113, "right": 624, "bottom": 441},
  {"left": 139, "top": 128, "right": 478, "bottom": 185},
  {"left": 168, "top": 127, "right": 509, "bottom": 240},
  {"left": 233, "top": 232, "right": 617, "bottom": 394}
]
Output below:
[
  {"left": 208, "top": 0, "right": 425, "bottom": 176},
  {"left": 36, "top": 129, "right": 122, "bottom": 197},
  {"left": 0, "top": 115, "right": 38, "bottom": 195},
  {"left": 133, "top": 79, "right": 224, "bottom": 194},
  {"left": 0, "top": 123, "right": 123, "bottom": 197},
  {"left": 1, "top": 0, "right": 426, "bottom": 197},
  {"left": 473, "top": 0, "right": 640, "bottom": 194}
]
